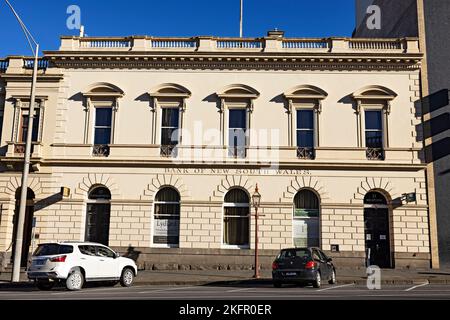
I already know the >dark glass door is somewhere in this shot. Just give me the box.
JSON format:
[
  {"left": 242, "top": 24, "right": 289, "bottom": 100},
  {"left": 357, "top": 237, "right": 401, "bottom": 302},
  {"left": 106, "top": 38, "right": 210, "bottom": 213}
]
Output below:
[
  {"left": 86, "top": 203, "right": 111, "bottom": 246},
  {"left": 364, "top": 208, "right": 391, "bottom": 268}
]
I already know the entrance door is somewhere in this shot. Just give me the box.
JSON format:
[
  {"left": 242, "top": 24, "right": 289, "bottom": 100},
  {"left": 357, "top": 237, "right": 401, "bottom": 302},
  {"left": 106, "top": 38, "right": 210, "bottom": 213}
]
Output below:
[
  {"left": 364, "top": 192, "right": 392, "bottom": 268},
  {"left": 12, "top": 188, "right": 35, "bottom": 267},
  {"left": 86, "top": 187, "right": 111, "bottom": 246}
]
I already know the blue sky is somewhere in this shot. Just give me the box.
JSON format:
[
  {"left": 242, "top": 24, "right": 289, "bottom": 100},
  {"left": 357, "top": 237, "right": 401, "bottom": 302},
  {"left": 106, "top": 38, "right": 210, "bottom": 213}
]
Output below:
[{"left": 0, "top": 0, "right": 355, "bottom": 57}]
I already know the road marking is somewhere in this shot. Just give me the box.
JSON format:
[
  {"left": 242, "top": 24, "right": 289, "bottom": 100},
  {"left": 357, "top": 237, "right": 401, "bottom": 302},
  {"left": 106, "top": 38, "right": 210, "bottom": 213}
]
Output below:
[
  {"left": 226, "top": 288, "right": 253, "bottom": 293},
  {"left": 405, "top": 282, "right": 429, "bottom": 292},
  {"left": 138, "top": 286, "right": 195, "bottom": 294},
  {"left": 317, "top": 284, "right": 355, "bottom": 292}
]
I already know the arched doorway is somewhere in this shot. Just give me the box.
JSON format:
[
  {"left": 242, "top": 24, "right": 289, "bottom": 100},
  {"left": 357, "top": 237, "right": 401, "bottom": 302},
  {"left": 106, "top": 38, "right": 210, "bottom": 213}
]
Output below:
[
  {"left": 364, "top": 191, "right": 392, "bottom": 268},
  {"left": 153, "top": 187, "right": 181, "bottom": 247},
  {"left": 223, "top": 188, "right": 250, "bottom": 247},
  {"left": 293, "top": 189, "right": 320, "bottom": 248},
  {"left": 86, "top": 186, "right": 111, "bottom": 246},
  {"left": 12, "top": 188, "right": 35, "bottom": 267}
]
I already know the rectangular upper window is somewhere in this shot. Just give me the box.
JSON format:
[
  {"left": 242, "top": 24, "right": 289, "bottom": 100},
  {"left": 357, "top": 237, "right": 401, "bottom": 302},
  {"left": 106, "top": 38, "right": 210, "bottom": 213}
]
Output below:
[
  {"left": 228, "top": 109, "right": 247, "bottom": 158},
  {"left": 161, "top": 108, "right": 180, "bottom": 146},
  {"left": 94, "top": 107, "right": 112, "bottom": 145},
  {"left": 20, "top": 108, "right": 40, "bottom": 142},
  {"left": 296, "top": 110, "right": 314, "bottom": 148},
  {"left": 365, "top": 110, "right": 383, "bottom": 149}
]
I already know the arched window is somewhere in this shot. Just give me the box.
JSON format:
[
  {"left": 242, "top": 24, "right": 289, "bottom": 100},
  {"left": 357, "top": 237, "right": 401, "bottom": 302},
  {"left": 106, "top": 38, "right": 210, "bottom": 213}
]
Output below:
[
  {"left": 153, "top": 187, "right": 181, "bottom": 247},
  {"left": 86, "top": 186, "right": 111, "bottom": 246},
  {"left": 293, "top": 189, "right": 320, "bottom": 247},
  {"left": 223, "top": 188, "right": 250, "bottom": 247}
]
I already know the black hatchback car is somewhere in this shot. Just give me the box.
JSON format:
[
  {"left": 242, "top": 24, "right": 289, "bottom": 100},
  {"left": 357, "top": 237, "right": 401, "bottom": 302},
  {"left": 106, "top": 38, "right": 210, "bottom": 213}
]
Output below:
[{"left": 272, "top": 247, "right": 336, "bottom": 288}]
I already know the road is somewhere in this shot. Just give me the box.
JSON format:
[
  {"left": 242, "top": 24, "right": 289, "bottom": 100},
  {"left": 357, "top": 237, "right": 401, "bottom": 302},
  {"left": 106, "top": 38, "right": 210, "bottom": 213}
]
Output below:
[{"left": 0, "top": 283, "right": 450, "bottom": 300}]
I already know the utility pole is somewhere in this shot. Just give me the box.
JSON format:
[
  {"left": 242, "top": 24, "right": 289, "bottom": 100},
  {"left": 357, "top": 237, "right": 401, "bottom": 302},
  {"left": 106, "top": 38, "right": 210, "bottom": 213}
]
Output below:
[
  {"left": 4, "top": 0, "right": 40, "bottom": 282},
  {"left": 240, "top": 0, "right": 243, "bottom": 38}
]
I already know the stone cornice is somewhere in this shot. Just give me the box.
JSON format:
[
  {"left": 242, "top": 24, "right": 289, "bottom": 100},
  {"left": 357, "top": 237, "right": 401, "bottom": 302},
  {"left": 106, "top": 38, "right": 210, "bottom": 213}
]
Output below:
[{"left": 44, "top": 53, "right": 422, "bottom": 72}]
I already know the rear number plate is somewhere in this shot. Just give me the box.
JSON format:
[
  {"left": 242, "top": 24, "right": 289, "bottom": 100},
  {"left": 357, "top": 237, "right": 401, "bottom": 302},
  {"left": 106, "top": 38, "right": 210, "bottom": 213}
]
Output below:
[
  {"left": 34, "top": 259, "right": 46, "bottom": 266},
  {"left": 285, "top": 272, "right": 297, "bottom": 276}
]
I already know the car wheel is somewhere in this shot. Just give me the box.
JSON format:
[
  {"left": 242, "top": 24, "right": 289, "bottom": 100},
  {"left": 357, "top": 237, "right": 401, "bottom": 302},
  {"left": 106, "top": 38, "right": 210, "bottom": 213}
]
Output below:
[
  {"left": 120, "top": 268, "right": 134, "bottom": 287},
  {"left": 328, "top": 269, "right": 337, "bottom": 285},
  {"left": 313, "top": 272, "right": 321, "bottom": 288},
  {"left": 273, "top": 281, "right": 282, "bottom": 288},
  {"left": 66, "top": 268, "right": 84, "bottom": 291},
  {"left": 36, "top": 280, "right": 55, "bottom": 291}
]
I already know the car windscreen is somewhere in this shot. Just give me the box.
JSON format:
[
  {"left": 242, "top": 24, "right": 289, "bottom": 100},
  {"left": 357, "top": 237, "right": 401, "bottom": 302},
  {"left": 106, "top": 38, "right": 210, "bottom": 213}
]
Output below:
[
  {"left": 33, "top": 244, "right": 73, "bottom": 256},
  {"left": 278, "top": 249, "right": 311, "bottom": 260}
]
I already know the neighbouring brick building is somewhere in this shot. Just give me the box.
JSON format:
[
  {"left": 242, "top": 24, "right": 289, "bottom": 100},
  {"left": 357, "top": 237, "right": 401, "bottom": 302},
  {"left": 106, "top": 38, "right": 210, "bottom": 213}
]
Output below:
[{"left": 0, "top": 31, "right": 432, "bottom": 270}]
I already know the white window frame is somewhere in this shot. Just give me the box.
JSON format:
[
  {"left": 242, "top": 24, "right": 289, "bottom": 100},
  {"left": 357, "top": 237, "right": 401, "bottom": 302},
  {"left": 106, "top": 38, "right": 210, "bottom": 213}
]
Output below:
[
  {"left": 92, "top": 105, "right": 113, "bottom": 146},
  {"left": 226, "top": 104, "right": 249, "bottom": 158},
  {"left": 158, "top": 104, "right": 182, "bottom": 146},
  {"left": 360, "top": 104, "right": 389, "bottom": 149},
  {"left": 292, "top": 190, "right": 321, "bottom": 249},
  {"left": 221, "top": 199, "right": 250, "bottom": 249},
  {"left": 151, "top": 190, "right": 181, "bottom": 249},
  {"left": 293, "top": 105, "right": 317, "bottom": 148}
]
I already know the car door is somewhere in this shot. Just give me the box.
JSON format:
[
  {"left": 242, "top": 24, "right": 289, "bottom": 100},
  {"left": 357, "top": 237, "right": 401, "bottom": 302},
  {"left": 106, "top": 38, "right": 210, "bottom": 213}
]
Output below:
[
  {"left": 77, "top": 245, "right": 101, "bottom": 279},
  {"left": 95, "top": 245, "right": 120, "bottom": 279},
  {"left": 318, "top": 249, "right": 333, "bottom": 278},
  {"left": 312, "top": 249, "right": 329, "bottom": 278}
]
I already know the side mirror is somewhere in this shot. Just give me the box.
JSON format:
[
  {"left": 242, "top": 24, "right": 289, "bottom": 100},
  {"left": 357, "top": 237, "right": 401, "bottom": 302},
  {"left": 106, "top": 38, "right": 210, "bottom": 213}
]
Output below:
[
  {"left": 114, "top": 252, "right": 120, "bottom": 259},
  {"left": 327, "top": 258, "right": 333, "bottom": 262}
]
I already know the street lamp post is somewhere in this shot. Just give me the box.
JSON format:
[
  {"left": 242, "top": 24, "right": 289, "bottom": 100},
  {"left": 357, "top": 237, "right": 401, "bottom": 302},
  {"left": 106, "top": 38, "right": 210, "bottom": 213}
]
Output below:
[
  {"left": 252, "top": 185, "right": 261, "bottom": 279},
  {"left": 4, "top": 0, "right": 40, "bottom": 282}
]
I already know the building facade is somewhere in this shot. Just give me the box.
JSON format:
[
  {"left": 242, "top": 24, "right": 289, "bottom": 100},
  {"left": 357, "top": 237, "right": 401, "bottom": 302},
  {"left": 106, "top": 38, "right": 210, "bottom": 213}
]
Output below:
[
  {"left": 0, "top": 33, "right": 430, "bottom": 270},
  {"left": 355, "top": 0, "right": 450, "bottom": 267}
]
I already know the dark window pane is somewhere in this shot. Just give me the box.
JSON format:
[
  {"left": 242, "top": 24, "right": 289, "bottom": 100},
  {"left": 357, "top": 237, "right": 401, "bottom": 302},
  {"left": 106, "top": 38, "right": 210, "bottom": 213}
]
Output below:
[
  {"left": 366, "top": 131, "right": 383, "bottom": 148},
  {"left": 224, "top": 189, "right": 249, "bottom": 203},
  {"left": 162, "top": 108, "right": 179, "bottom": 127},
  {"left": 365, "top": 111, "right": 382, "bottom": 130},
  {"left": 89, "top": 187, "right": 111, "bottom": 200},
  {"left": 223, "top": 215, "right": 249, "bottom": 246},
  {"left": 95, "top": 108, "right": 112, "bottom": 127},
  {"left": 229, "top": 129, "right": 246, "bottom": 147},
  {"left": 94, "top": 128, "right": 111, "bottom": 145},
  {"left": 155, "top": 187, "right": 180, "bottom": 202},
  {"left": 34, "top": 244, "right": 73, "bottom": 256},
  {"left": 161, "top": 128, "right": 179, "bottom": 145},
  {"left": 294, "top": 190, "right": 319, "bottom": 210},
  {"left": 297, "top": 110, "right": 314, "bottom": 129},
  {"left": 32, "top": 112, "right": 40, "bottom": 141},
  {"left": 297, "top": 131, "right": 314, "bottom": 148},
  {"left": 229, "top": 109, "right": 247, "bottom": 129}
]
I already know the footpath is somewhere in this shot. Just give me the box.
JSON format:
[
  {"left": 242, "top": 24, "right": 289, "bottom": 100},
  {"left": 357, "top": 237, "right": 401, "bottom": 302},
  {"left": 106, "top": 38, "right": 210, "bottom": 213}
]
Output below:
[{"left": 1, "top": 268, "right": 450, "bottom": 288}]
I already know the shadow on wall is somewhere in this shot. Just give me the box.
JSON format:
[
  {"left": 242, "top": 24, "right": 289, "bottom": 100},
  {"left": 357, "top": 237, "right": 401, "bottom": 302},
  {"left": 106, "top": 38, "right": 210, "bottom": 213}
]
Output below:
[
  {"left": 123, "top": 246, "right": 141, "bottom": 263},
  {"left": 414, "top": 89, "right": 450, "bottom": 165}
]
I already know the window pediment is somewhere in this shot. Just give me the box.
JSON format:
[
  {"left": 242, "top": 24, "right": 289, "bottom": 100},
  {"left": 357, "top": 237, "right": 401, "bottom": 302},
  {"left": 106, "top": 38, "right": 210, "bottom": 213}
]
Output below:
[
  {"left": 352, "top": 85, "right": 397, "bottom": 101},
  {"left": 284, "top": 85, "right": 328, "bottom": 101},
  {"left": 218, "top": 84, "right": 260, "bottom": 99},
  {"left": 149, "top": 83, "right": 191, "bottom": 99},
  {"left": 83, "top": 82, "right": 124, "bottom": 98}
]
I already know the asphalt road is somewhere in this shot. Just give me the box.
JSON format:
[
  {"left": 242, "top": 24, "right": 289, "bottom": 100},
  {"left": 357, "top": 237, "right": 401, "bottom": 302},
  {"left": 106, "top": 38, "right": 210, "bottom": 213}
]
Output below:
[{"left": 0, "top": 283, "right": 450, "bottom": 300}]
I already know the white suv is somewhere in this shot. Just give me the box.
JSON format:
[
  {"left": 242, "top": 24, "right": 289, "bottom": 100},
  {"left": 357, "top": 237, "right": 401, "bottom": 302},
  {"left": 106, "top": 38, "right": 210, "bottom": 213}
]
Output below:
[{"left": 27, "top": 242, "right": 138, "bottom": 291}]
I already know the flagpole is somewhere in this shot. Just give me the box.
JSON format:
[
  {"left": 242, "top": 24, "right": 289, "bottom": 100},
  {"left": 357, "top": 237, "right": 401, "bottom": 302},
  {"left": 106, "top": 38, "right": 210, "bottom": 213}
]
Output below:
[{"left": 240, "top": 0, "right": 243, "bottom": 38}]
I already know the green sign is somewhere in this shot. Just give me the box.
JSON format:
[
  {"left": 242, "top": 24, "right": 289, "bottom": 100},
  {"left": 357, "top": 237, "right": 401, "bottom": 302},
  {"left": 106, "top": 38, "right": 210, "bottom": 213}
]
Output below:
[{"left": 294, "top": 209, "right": 319, "bottom": 218}]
